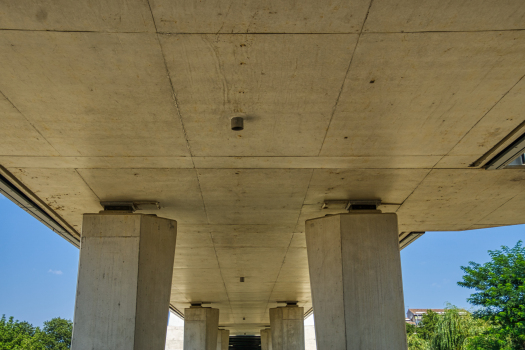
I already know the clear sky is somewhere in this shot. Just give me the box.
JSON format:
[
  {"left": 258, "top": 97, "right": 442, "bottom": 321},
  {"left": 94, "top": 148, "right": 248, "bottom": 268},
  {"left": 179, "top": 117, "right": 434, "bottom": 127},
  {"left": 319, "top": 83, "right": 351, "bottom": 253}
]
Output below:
[{"left": 0, "top": 193, "right": 523, "bottom": 327}]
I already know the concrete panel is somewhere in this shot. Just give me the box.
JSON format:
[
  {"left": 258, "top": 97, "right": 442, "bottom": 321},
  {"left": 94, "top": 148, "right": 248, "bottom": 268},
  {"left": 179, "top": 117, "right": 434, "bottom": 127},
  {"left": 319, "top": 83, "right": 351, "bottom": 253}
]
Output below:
[
  {"left": 478, "top": 190, "right": 525, "bottom": 226},
  {"left": 321, "top": 32, "right": 525, "bottom": 157},
  {"left": 193, "top": 156, "right": 441, "bottom": 169},
  {"left": 439, "top": 79, "right": 525, "bottom": 168},
  {"left": 0, "top": 156, "right": 194, "bottom": 169},
  {"left": 150, "top": 0, "right": 371, "bottom": 33},
  {"left": 166, "top": 326, "right": 184, "bottom": 350},
  {"left": 77, "top": 168, "right": 208, "bottom": 224},
  {"left": 397, "top": 169, "right": 525, "bottom": 228},
  {"left": 0, "top": 95, "right": 58, "bottom": 157},
  {"left": 0, "top": 31, "right": 189, "bottom": 157},
  {"left": 160, "top": 34, "right": 356, "bottom": 156},
  {"left": 304, "top": 168, "right": 430, "bottom": 205},
  {"left": 184, "top": 307, "right": 220, "bottom": 350},
  {"left": 8, "top": 168, "right": 101, "bottom": 231},
  {"left": 174, "top": 247, "right": 220, "bottom": 269},
  {"left": 197, "top": 169, "right": 311, "bottom": 225},
  {"left": 72, "top": 214, "right": 177, "bottom": 350},
  {"left": 364, "top": 0, "right": 525, "bottom": 32},
  {"left": 215, "top": 247, "right": 288, "bottom": 270},
  {"left": 0, "top": 0, "right": 155, "bottom": 32}
]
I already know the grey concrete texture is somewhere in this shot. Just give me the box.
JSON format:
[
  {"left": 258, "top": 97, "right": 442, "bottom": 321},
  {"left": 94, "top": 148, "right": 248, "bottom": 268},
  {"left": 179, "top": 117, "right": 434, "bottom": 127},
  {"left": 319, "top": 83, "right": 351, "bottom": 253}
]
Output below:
[
  {"left": 217, "top": 329, "right": 230, "bottom": 350},
  {"left": 71, "top": 214, "right": 177, "bottom": 350},
  {"left": 260, "top": 329, "right": 272, "bottom": 350},
  {"left": 183, "top": 307, "right": 220, "bottom": 350},
  {"left": 270, "top": 307, "right": 305, "bottom": 350},
  {"left": 305, "top": 213, "right": 407, "bottom": 350}
]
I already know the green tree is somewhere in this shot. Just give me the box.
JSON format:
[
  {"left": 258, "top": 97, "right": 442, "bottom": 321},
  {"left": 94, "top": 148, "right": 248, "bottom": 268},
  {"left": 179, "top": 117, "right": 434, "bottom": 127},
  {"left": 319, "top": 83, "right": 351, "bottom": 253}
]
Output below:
[
  {"left": 458, "top": 241, "right": 525, "bottom": 349},
  {"left": 0, "top": 315, "right": 72, "bottom": 350},
  {"left": 418, "top": 310, "right": 441, "bottom": 341}
]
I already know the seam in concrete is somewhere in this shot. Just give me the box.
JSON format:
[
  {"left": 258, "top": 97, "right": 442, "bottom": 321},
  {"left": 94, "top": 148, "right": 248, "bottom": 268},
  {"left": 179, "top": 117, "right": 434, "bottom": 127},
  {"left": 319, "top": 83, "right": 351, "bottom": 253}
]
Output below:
[
  {"left": 1, "top": 29, "right": 525, "bottom": 35},
  {"left": 395, "top": 168, "right": 434, "bottom": 213},
  {"left": 317, "top": 0, "right": 375, "bottom": 156},
  {"left": 209, "top": 229, "right": 235, "bottom": 321},
  {"left": 439, "top": 72, "right": 525, "bottom": 167},
  {"left": 147, "top": 0, "right": 211, "bottom": 225},
  {"left": 74, "top": 169, "right": 101, "bottom": 202},
  {"left": 0, "top": 89, "right": 61, "bottom": 156}
]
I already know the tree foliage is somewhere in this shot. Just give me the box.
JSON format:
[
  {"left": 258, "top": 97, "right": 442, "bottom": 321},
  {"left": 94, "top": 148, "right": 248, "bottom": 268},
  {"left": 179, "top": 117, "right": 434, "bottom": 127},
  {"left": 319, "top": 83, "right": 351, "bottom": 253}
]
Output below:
[
  {"left": 0, "top": 315, "right": 72, "bottom": 350},
  {"left": 458, "top": 241, "right": 525, "bottom": 349}
]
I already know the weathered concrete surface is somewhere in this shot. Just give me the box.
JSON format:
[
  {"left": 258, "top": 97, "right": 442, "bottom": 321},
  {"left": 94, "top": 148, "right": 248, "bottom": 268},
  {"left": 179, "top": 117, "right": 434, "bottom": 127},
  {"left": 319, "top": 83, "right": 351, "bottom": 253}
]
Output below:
[
  {"left": 183, "top": 307, "right": 220, "bottom": 350},
  {"left": 304, "top": 326, "right": 316, "bottom": 350},
  {"left": 217, "top": 329, "right": 230, "bottom": 350},
  {"left": 1, "top": 0, "right": 525, "bottom": 335},
  {"left": 305, "top": 213, "right": 406, "bottom": 350},
  {"left": 71, "top": 214, "right": 177, "bottom": 350},
  {"left": 165, "top": 326, "right": 184, "bottom": 350},
  {"left": 260, "top": 329, "right": 272, "bottom": 350},
  {"left": 270, "top": 307, "right": 305, "bottom": 350}
]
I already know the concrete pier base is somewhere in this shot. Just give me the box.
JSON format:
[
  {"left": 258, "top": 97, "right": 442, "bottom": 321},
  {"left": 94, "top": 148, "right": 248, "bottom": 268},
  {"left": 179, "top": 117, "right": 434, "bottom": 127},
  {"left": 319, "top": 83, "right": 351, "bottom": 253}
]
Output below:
[
  {"left": 71, "top": 213, "right": 177, "bottom": 350},
  {"left": 216, "top": 329, "right": 230, "bottom": 350},
  {"left": 305, "top": 212, "right": 407, "bottom": 350},
  {"left": 269, "top": 306, "right": 305, "bottom": 350},
  {"left": 183, "top": 307, "right": 219, "bottom": 350},
  {"left": 260, "top": 329, "right": 272, "bottom": 350}
]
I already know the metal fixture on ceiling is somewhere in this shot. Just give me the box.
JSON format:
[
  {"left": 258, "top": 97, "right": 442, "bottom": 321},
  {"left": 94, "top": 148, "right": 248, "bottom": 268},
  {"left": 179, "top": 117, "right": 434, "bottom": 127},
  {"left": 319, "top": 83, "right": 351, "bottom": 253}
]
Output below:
[
  {"left": 231, "top": 116, "right": 244, "bottom": 131},
  {"left": 100, "top": 201, "right": 161, "bottom": 213}
]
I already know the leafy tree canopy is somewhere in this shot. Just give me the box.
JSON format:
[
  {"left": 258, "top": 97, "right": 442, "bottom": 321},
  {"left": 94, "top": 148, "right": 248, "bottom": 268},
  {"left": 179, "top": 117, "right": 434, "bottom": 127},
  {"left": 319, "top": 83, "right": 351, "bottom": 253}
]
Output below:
[
  {"left": 458, "top": 241, "right": 525, "bottom": 348},
  {"left": 0, "top": 315, "right": 72, "bottom": 350}
]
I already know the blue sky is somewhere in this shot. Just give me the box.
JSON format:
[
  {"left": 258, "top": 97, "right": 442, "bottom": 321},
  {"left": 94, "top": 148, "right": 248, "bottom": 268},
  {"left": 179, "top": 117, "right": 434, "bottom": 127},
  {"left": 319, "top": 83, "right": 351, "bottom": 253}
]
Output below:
[{"left": 0, "top": 193, "right": 523, "bottom": 327}]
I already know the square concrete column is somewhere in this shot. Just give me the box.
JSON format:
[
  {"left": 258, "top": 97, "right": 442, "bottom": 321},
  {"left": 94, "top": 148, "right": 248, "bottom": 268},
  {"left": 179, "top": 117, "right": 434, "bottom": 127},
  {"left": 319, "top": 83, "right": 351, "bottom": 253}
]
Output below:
[
  {"left": 305, "top": 212, "right": 407, "bottom": 350},
  {"left": 71, "top": 213, "right": 177, "bottom": 350},
  {"left": 183, "top": 307, "right": 219, "bottom": 350},
  {"left": 216, "top": 329, "right": 230, "bottom": 350},
  {"left": 260, "top": 329, "right": 272, "bottom": 350},
  {"left": 269, "top": 306, "right": 305, "bottom": 350}
]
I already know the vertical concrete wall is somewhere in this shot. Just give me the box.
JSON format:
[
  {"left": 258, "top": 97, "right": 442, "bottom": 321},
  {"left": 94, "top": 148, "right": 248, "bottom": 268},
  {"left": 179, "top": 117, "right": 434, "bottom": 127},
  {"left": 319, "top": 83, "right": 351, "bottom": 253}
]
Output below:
[
  {"left": 305, "top": 213, "right": 407, "bottom": 350},
  {"left": 183, "top": 307, "right": 219, "bottom": 350},
  {"left": 260, "top": 329, "right": 272, "bottom": 350},
  {"left": 304, "top": 325, "right": 316, "bottom": 350},
  {"left": 72, "top": 214, "right": 177, "bottom": 350},
  {"left": 216, "top": 329, "right": 230, "bottom": 350},
  {"left": 270, "top": 306, "right": 305, "bottom": 350},
  {"left": 165, "top": 326, "right": 184, "bottom": 350}
]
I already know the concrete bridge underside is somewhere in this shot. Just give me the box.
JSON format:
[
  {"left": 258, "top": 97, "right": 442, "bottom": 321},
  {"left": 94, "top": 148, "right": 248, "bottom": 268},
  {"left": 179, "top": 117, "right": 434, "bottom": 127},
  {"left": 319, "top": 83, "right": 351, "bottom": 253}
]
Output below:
[{"left": 1, "top": 0, "right": 525, "bottom": 348}]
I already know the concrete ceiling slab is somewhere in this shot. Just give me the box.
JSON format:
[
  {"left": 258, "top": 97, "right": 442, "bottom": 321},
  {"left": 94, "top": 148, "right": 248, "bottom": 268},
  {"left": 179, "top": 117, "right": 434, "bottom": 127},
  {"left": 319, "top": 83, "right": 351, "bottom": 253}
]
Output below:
[
  {"left": 364, "top": 0, "right": 525, "bottom": 33},
  {"left": 397, "top": 169, "right": 525, "bottom": 229},
  {"left": 160, "top": 34, "right": 356, "bottom": 156},
  {"left": 76, "top": 168, "right": 208, "bottom": 224},
  {"left": 0, "top": 0, "right": 155, "bottom": 32},
  {"left": 320, "top": 31, "right": 525, "bottom": 157},
  {"left": 0, "top": 31, "right": 189, "bottom": 157},
  {"left": 7, "top": 168, "right": 101, "bottom": 230},
  {"left": 0, "top": 96, "right": 58, "bottom": 156},
  {"left": 150, "top": 0, "right": 371, "bottom": 34},
  {"left": 197, "top": 169, "right": 311, "bottom": 225}
]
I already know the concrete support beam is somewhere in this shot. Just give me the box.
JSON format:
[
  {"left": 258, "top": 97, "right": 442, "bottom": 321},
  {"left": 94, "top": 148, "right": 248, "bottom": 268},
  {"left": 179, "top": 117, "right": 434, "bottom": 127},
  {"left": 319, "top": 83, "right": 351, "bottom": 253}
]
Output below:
[
  {"left": 71, "top": 213, "right": 177, "bottom": 350},
  {"left": 305, "top": 212, "right": 407, "bottom": 350},
  {"left": 216, "top": 329, "right": 230, "bottom": 350},
  {"left": 269, "top": 306, "right": 305, "bottom": 350},
  {"left": 260, "top": 329, "right": 272, "bottom": 350},
  {"left": 183, "top": 307, "right": 220, "bottom": 350}
]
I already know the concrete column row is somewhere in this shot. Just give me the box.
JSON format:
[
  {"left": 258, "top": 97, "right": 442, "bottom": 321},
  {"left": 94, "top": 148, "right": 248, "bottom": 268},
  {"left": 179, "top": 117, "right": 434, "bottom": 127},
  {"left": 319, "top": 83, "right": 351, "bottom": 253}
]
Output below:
[{"left": 70, "top": 211, "right": 407, "bottom": 350}]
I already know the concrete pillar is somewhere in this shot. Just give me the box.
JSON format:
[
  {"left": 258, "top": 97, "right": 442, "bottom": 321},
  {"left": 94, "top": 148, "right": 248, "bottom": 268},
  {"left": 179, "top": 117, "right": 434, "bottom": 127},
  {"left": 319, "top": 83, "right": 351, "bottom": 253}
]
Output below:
[
  {"left": 305, "top": 212, "right": 407, "bottom": 350},
  {"left": 269, "top": 306, "right": 305, "bottom": 350},
  {"left": 216, "top": 329, "right": 229, "bottom": 350},
  {"left": 183, "top": 307, "right": 219, "bottom": 350},
  {"left": 260, "top": 329, "right": 272, "bottom": 350},
  {"left": 71, "top": 213, "right": 177, "bottom": 350}
]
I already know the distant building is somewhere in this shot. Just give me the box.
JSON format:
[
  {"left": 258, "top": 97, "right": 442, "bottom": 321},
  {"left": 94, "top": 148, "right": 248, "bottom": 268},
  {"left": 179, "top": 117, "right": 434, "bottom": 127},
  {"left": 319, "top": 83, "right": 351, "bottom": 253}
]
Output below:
[{"left": 406, "top": 309, "right": 445, "bottom": 325}]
